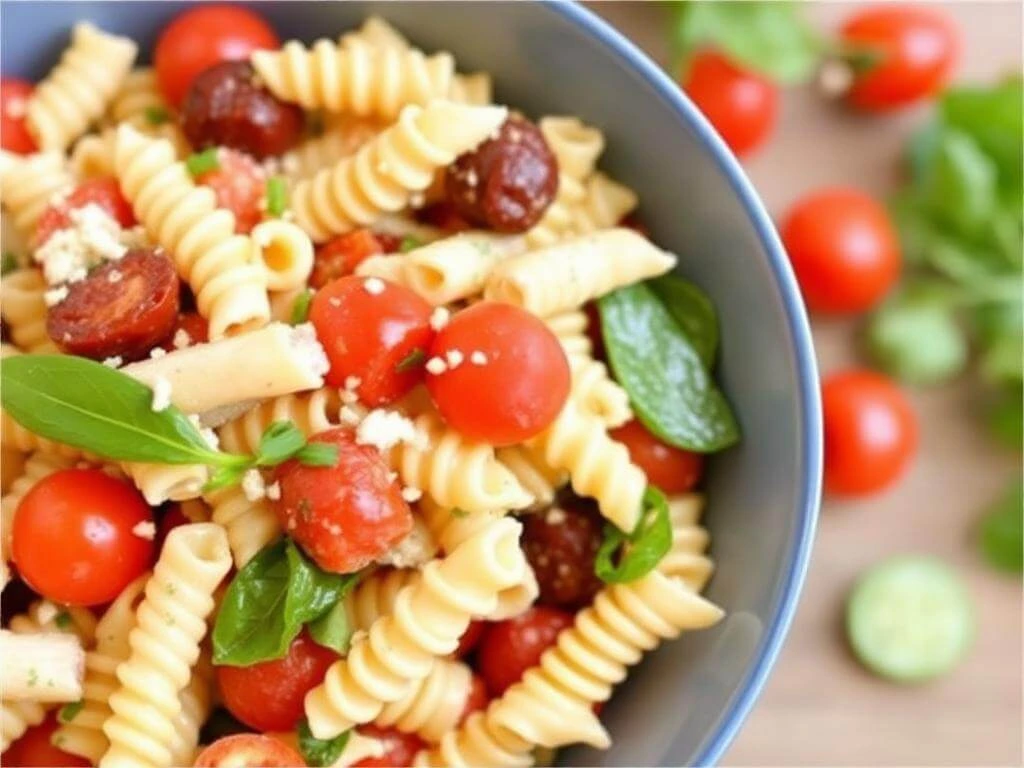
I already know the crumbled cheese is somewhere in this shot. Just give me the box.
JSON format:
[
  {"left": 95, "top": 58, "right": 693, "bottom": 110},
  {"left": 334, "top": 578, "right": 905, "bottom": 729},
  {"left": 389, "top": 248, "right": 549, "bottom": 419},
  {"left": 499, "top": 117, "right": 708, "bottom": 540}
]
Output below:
[
  {"left": 35, "top": 601, "right": 59, "bottom": 626},
  {"left": 172, "top": 329, "right": 192, "bottom": 349},
  {"left": 469, "top": 350, "right": 488, "bottom": 365},
  {"left": 149, "top": 347, "right": 167, "bottom": 359},
  {"left": 429, "top": 306, "right": 450, "bottom": 331},
  {"left": 339, "top": 405, "right": 363, "bottom": 426},
  {"left": 545, "top": 507, "right": 567, "bottom": 525},
  {"left": 363, "top": 277, "right": 386, "bottom": 295},
  {"left": 445, "top": 349, "right": 465, "bottom": 369},
  {"left": 150, "top": 376, "right": 172, "bottom": 412},
  {"left": 465, "top": 168, "right": 479, "bottom": 187},
  {"left": 266, "top": 481, "right": 281, "bottom": 501},
  {"left": 328, "top": 297, "right": 342, "bottom": 307},
  {"left": 386, "top": 471, "right": 399, "bottom": 483},
  {"left": 401, "top": 486, "right": 423, "bottom": 503},
  {"left": 34, "top": 203, "right": 127, "bottom": 286},
  {"left": 376, "top": 519, "right": 434, "bottom": 568},
  {"left": 107, "top": 269, "right": 123, "bottom": 284},
  {"left": 425, "top": 356, "right": 447, "bottom": 375},
  {"left": 409, "top": 192, "right": 426, "bottom": 208},
  {"left": 241, "top": 469, "right": 266, "bottom": 502},
  {"left": 339, "top": 389, "right": 359, "bottom": 405},
  {"left": 355, "top": 408, "right": 419, "bottom": 453},
  {"left": 280, "top": 154, "right": 300, "bottom": 175},
  {"left": 102, "top": 356, "right": 123, "bottom": 368},
  {"left": 200, "top": 427, "right": 219, "bottom": 450},
  {"left": 43, "top": 285, "right": 69, "bottom": 307},
  {"left": 131, "top": 521, "right": 156, "bottom": 541}
]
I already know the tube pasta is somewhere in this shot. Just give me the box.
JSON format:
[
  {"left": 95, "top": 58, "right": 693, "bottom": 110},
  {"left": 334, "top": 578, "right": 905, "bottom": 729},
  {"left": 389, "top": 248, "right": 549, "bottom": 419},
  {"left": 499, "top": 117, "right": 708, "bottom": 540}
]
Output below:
[
  {"left": 290, "top": 101, "right": 507, "bottom": 242},
  {"left": 485, "top": 228, "right": 676, "bottom": 317},
  {"left": 303, "top": 517, "right": 528, "bottom": 738},
  {"left": 0, "top": 630, "right": 84, "bottom": 702},
  {"left": 0, "top": 151, "right": 74, "bottom": 239},
  {"left": 250, "top": 219, "right": 315, "bottom": 291},
  {"left": 26, "top": 23, "right": 137, "bottom": 151},
  {"left": 0, "top": 269, "right": 57, "bottom": 353},
  {"left": 539, "top": 117, "right": 604, "bottom": 182},
  {"left": 376, "top": 658, "right": 473, "bottom": 742},
  {"left": 204, "top": 486, "right": 282, "bottom": 568},
  {"left": 114, "top": 124, "right": 270, "bottom": 338}
]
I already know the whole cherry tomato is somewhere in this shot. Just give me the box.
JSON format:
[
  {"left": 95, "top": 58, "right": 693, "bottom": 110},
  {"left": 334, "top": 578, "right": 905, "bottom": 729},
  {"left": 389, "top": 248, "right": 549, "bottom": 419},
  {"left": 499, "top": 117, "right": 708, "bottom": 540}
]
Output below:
[
  {"left": 477, "top": 606, "right": 574, "bottom": 696},
  {"left": 610, "top": 419, "right": 704, "bottom": 494},
  {"left": 0, "top": 77, "right": 36, "bottom": 154},
  {"left": 193, "top": 734, "right": 304, "bottom": 768}
]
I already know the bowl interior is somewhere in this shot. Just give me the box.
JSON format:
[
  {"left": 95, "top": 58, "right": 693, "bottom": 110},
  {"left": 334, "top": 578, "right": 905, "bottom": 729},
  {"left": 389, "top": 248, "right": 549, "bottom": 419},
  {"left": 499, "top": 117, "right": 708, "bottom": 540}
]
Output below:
[{"left": 0, "top": 2, "right": 821, "bottom": 764}]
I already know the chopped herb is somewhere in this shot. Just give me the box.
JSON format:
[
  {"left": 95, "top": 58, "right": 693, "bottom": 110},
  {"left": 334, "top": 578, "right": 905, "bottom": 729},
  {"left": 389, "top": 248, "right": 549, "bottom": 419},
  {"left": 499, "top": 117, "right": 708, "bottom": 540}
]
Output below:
[
  {"left": 1, "top": 251, "right": 19, "bottom": 275},
  {"left": 185, "top": 148, "right": 220, "bottom": 177},
  {"left": 266, "top": 176, "right": 288, "bottom": 217},
  {"left": 53, "top": 611, "right": 72, "bottom": 630},
  {"left": 298, "top": 719, "right": 351, "bottom": 767},
  {"left": 290, "top": 289, "right": 313, "bottom": 325},
  {"left": 399, "top": 235, "right": 422, "bottom": 253},
  {"left": 395, "top": 347, "right": 426, "bottom": 373},
  {"left": 144, "top": 106, "right": 170, "bottom": 125},
  {"left": 450, "top": 508, "right": 471, "bottom": 518},
  {"left": 27, "top": 667, "right": 38, "bottom": 687}
]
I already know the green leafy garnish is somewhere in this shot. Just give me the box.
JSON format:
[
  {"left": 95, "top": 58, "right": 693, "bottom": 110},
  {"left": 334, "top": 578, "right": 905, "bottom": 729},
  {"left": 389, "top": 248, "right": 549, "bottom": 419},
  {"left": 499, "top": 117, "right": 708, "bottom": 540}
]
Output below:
[
  {"left": 295, "top": 442, "right": 340, "bottom": 467},
  {"left": 648, "top": 275, "right": 719, "bottom": 369},
  {"left": 395, "top": 347, "right": 426, "bottom": 373},
  {"left": 265, "top": 176, "right": 288, "bottom": 217},
  {"left": 58, "top": 700, "right": 84, "bottom": 723},
  {"left": 290, "top": 289, "right": 314, "bottom": 325},
  {"left": 53, "top": 611, "right": 72, "bottom": 630},
  {"left": 1, "top": 251, "right": 19, "bottom": 276},
  {"left": 307, "top": 599, "right": 354, "bottom": 653},
  {"left": 978, "top": 480, "right": 1023, "bottom": 573},
  {"left": 143, "top": 106, "right": 170, "bottom": 126},
  {"left": 255, "top": 421, "right": 308, "bottom": 466},
  {"left": 595, "top": 487, "right": 673, "bottom": 583},
  {"left": 399, "top": 235, "right": 422, "bottom": 253},
  {"left": 298, "top": 719, "right": 351, "bottom": 767},
  {"left": 185, "top": 147, "right": 220, "bottom": 177}
]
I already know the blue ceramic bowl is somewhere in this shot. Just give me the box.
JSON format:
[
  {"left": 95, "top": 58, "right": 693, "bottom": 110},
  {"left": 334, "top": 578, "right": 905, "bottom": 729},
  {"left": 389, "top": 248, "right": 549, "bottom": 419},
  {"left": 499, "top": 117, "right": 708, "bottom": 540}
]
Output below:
[{"left": 1, "top": 2, "right": 822, "bottom": 764}]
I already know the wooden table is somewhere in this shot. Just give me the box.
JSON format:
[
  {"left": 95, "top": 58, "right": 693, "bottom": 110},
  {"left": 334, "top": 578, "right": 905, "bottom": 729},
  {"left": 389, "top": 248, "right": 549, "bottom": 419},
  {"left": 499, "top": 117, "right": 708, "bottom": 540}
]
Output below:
[{"left": 586, "top": 3, "right": 1023, "bottom": 765}]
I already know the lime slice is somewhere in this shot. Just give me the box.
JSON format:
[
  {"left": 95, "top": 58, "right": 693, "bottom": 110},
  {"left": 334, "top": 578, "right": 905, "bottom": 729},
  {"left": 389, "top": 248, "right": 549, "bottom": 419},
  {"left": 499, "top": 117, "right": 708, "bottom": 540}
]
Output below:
[{"left": 846, "top": 556, "right": 975, "bottom": 683}]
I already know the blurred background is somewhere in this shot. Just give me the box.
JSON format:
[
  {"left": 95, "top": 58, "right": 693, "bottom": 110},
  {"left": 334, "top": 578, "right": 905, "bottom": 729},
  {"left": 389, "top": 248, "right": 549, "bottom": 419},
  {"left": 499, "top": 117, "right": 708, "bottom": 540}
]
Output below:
[{"left": 586, "top": 2, "right": 1022, "bottom": 766}]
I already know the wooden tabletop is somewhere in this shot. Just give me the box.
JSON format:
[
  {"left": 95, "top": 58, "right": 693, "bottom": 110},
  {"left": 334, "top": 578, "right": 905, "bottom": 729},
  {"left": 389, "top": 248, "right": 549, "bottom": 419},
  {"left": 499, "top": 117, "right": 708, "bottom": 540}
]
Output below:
[{"left": 586, "top": 3, "right": 1023, "bottom": 765}]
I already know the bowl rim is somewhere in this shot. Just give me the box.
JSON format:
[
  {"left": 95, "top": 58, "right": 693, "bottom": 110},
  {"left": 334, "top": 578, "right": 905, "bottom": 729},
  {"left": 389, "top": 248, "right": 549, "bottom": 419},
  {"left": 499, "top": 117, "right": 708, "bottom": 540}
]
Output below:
[{"left": 544, "top": 2, "right": 823, "bottom": 764}]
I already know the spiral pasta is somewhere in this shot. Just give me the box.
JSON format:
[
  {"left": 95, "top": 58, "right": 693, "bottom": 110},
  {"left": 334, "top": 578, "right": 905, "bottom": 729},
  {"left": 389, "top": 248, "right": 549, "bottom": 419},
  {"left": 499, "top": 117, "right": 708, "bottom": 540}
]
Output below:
[
  {"left": 566, "top": 357, "right": 632, "bottom": 429},
  {"left": 100, "top": 524, "right": 231, "bottom": 768},
  {"left": 114, "top": 125, "right": 270, "bottom": 338},
  {"left": 660, "top": 494, "right": 714, "bottom": 592},
  {"left": 217, "top": 387, "right": 346, "bottom": 454},
  {"left": 495, "top": 445, "right": 566, "bottom": 508},
  {"left": 303, "top": 517, "right": 527, "bottom": 738},
  {"left": 204, "top": 485, "right": 282, "bottom": 568},
  {"left": 0, "top": 151, "right": 74, "bottom": 238},
  {"left": 486, "top": 228, "right": 676, "bottom": 317},
  {"left": 108, "top": 68, "right": 166, "bottom": 128},
  {"left": 524, "top": 173, "right": 586, "bottom": 249},
  {"left": 278, "top": 118, "right": 384, "bottom": 181},
  {"left": 376, "top": 658, "right": 473, "bottom": 742},
  {"left": 413, "top": 709, "right": 533, "bottom": 768},
  {"left": 345, "top": 567, "right": 418, "bottom": 633},
  {"left": 340, "top": 16, "right": 411, "bottom": 51},
  {"left": 71, "top": 124, "right": 188, "bottom": 181},
  {"left": 0, "top": 269, "right": 57, "bottom": 352},
  {"left": 539, "top": 116, "right": 604, "bottom": 182},
  {"left": 250, "top": 219, "right": 315, "bottom": 291},
  {"left": 26, "top": 23, "right": 137, "bottom": 151},
  {"left": 166, "top": 654, "right": 213, "bottom": 767},
  {"left": 572, "top": 173, "right": 639, "bottom": 234},
  {"left": 290, "top": 101, "right": 507, "bottom": 242}
]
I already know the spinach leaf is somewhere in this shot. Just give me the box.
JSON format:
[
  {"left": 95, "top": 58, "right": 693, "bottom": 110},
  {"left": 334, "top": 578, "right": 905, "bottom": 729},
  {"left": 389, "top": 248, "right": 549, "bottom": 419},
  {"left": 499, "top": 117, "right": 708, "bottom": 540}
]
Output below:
[
  {"left": 978, "top": 480, "right": 1023, "bottom": 572},
  {"left": 595, "top": 487, "right": 673, "bottom": 583},
  {"left": 649, "top": 275, "right": 719, "bottom": 369},
  {"left": 298, "top": 719, "right": 350, "bottom": 766}
]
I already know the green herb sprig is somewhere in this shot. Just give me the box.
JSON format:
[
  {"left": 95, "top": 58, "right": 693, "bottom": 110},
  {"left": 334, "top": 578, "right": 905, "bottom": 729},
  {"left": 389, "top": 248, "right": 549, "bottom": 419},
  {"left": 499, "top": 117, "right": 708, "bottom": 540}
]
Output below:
[
  {"left": 298, "top": 719, "right": 351, "bottom": 766},
  {"left": 595, "top": 487, "right": 673, "bottom": 583},
  {"left": 185, "top": 147, "right": 220, "bottom": 177}
]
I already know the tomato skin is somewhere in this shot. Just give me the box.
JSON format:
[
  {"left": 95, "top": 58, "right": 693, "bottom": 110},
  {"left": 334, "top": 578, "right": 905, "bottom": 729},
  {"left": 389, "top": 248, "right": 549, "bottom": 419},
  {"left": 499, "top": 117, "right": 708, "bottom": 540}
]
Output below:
[
  {"left": 0, "top": 77, "right": 37, "bottom": 154},
  {"left": 196, "top": 149, "right": 267, "bottom": 234},
  {"left": 454, "top": 619, "right": 486, "bottom": 658},
  {"left": 194, "top": 734, "right": 305, "bottom": 768},
  {"left": 309, "top": 276, "right": 434, "bottom": 406},
  {"left": 842, "top": 6, "right": 959, "bottom": 111},
  {"left": 12, "top": 469, "right": 154, "bottom": 606},
  {"left": 1, "top": 715, "right": 90, "bottom": 767},
  {"left": 477, "top": 606, "right": 574, "bottom": 696},
  {"left": 681, "top": 51, "right": 778, "bottom": 157},
  {"left": 154, "top": 5, "right": 280, "bottom": 107},
  {"left": 274, "top": 428, "right": 413, "bottom": 574},
  {"left": 460, "top": 674, "right": 489, "bottom": 723},
  {"left": 353, "top": 726, "right": 425, "bottom": 768},
  {"left": 158, "top": 312, "right": 209, "bottom": 352},
  {"left": 610, "top": 420, "right": 704, "bottom": 494},
  {"left": 823, "top": 370, "right": 918, "bottom": 496},
  {"left": 781, "top": 187, "right": 900, "bottom": 314},
  {"left": 218, "top": 632, "right": 338, "bottom": 732},
  {"left": 425, "top": 302, "right": 571, "bottom": 446},
  {"left": 34, "top": 177, "right": 136, "bottom": 248},
  {"left": 310, "top": 230, "right": 390, "bottom": 289}
]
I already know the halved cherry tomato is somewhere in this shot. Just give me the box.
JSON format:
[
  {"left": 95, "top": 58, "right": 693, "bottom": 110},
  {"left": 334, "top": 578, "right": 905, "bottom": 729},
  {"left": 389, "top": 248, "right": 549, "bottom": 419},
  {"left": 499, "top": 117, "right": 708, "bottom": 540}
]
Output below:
[
  {"left": 841, "top": 6, "right": 960, "bottom": 111},
  {"left": 310, "top": 230, "right": 390, "bottom": 289},
  {"left": 781, "top": 187, "right": 900, "bottom": 314},
  {"left": 195, "top": 148, "right": 266, "bottom": 234},
  {"left": 12, "top": 469, "right": 154, "bottom": 606},
  {"left": 194, "top": 734, "right": 305, "bottom": 768},
  {"left": 154, "top": 5, "right": 280, "bottom": 107},
  {"left": 681, "top": 50, "right": 778, "bottom": 157},
  {"left": 610, "top": 419, "right": 704, "bottom": 494},
  {"left": 823, "top": 370, "right": 918, "bottom": 496},
  {"left": 273, "top": 428, "right": 413, "bottom": 574},
  {"left": 309, "top": 275, "right": 434, "bottom": 406},
  {"left": 461, "top": 674, "right": 489, "bottom": 722},
  {"left": 1, "top": 715, "right": 90, "bottom": 767},
  {"left": 218, "top": 632, "right": 339, "bottom": 732},
  {"left": 477, "top": 606, "right": 574, "bottom": 696},
  {"left": 454, "top": 619, "right": 486, "bottom": 658},
  {"left": 425, "top": 302, "right": 570, "bottom": 445},
  {"left": 0, "top": 77, "right": 36, "bottom": 154},
  {"left": 353, "top": 726, "right": 425, "bottom": 768},
  {"left": 34, "top": 177, "right": 136, "bottom": 248}
]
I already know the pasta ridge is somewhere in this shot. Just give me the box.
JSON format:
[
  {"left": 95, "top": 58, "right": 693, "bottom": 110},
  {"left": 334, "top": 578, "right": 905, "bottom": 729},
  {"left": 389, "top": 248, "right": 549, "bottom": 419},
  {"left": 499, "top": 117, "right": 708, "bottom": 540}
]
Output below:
[
  {"left": 204, "top": 486, "right": 282, "bottom": 568},
  {"left": 0, "top": 151, "right": 74, "bottom": 238},
  {"left": 0, "top": 269, "right": 57, "bottom": 353},
  {"left": 217, "top": 387, "right": 347, "bottom": 454},
  {"left": 413, "top": 709, "right": 532, "bottom": 767},
  {"left": 375, "top": 657, "right": 473, "bottom": 742}
]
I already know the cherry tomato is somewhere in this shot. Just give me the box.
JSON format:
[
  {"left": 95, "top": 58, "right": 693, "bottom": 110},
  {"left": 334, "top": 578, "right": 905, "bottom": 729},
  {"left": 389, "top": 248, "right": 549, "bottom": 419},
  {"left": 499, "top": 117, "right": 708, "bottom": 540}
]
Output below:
[
  {"left": 477, "top": 606, "right": 574, "bottom": 696},
  {"left": 158, "top": 312, "right": 209, "bottom": 352},
  {"left": 193, "top": 734, "right": 304, "bottom": 768},
  {"left": 823, "top": 370, "right": 918, "bottom": 496},
  {"left": 842, "top": 6, "right": 959, "bottom": 111},
  {"left": 0, "top": 77, "right": 36, "bottom": 154},
  {"left": 274, "top": 428, "right": 413, "bottom": 574},
  {"left": 521, "top": 501, "right": 604, "bottom": 610},
  {"left": 1, "top": 715, "right": 90, "bottom": 767},
  {"left": 681, "top": 50, "right": 778, "bottom": 157},
  {"left": 426, "top": 302, "right": 571, "bottom": 445},
  {"left": 454, "top": 619, "right": 486, "bottom": 658},
  {"left": 12, "top": 469, "right": 154, "bottom": 605},
  {"left": 309, "top": 276, "right": 434, "bottom": 406},
  {"left": 310, "top": 230, "right": 390, "bottom": 289},
  {"left": 353, "top": 726, "right": 425, "bottom": 768},
  {"left": 34, "top": 177, "right": 136, "bottom": 248},
  {"left": 195, "top": 149, "right": 266, "bottom": 234},
  {"left": 461, "top": 674, "right": 489, "bottom": 722},
  {"left": 610, "top": 419, "right": 704, "bottom": 494},
  {"left": 781, "top": 187, "right": 900, "bottom": 314},
  {"left": 218, "top": 632, "right": 337, "bottom": 731},
  {"left": 154, "top": 5, "right": 280, "bottom": 107}
]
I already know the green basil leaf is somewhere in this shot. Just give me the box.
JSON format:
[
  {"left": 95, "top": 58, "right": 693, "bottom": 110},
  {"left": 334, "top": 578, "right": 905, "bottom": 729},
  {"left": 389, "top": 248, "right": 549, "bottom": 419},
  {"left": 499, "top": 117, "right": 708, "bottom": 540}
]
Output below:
[
  {"left": 595, "top": 487, "right": 672, "bottom": 583},
  {"left": 0, "top": 355, "right": 233, "bottom": 466},
  {"left": 298, "top": 719, "right": 351, "bottom": 767},
  {"left": 256, "top": 421, "right": 307, "bottom": 466},
  {"left": 307, "top": 599, "right": 353, "bottom": 654},
  {"left": 979, "top": 331, "right": 1024, "bottom": 385},
  {"left": 58, "top": 700, "right": 84, "bottom": 723},
  {"left": 290, "top": 289, "right": 314, "bottom": 325},
  {"left": 599, "top": 283, "right": 739, "bottom": 452},
  {"left": 926, "top": 130, "right": 998, "bottom": 237},
  {"left": 941, "top": 80, "right": 1023, "bottom": 190},
  {"left": 296, "top": 443, "right": 339, "bottom": 467},
  {"left": 649, "top": 275, "right": 719, "bottom": 369},
  {"left": 185, "top": 147, "right": 219, "bottom": 177},
  {"left": 986, "top": 386, "right": 1023, "bottom": 448},
  {"left": 978, "top": 480, "right": 1023, "bottom": 572}
]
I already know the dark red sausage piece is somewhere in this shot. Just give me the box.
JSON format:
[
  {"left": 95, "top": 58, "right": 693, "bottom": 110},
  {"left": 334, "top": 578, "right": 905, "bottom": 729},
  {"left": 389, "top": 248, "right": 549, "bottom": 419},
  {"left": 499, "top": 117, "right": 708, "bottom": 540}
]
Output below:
[{"left": 522, "top": 498, "right": 605, "bottom": 610}]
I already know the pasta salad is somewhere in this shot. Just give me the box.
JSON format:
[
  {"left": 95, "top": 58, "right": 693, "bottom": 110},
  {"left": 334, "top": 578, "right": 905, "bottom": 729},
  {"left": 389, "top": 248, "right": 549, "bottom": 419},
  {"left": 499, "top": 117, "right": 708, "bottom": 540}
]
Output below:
[{"left": 0, "top": 9, "right": 739, "bottom": 768}]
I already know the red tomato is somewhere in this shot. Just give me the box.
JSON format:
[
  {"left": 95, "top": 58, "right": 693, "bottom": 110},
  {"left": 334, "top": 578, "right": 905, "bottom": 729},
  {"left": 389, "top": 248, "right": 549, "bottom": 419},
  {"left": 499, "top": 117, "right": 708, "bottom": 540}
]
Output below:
[
  {"left": 158, "top": 312, "right": 209, "bottom": 352},
  {"left": 425, "top": 302, "right": 571, "bottom": 445},
  {"left": 1, "top": 715, "right": 90, "bottom": 767},
  {"left": 477, "top": 606, "right": 574, "bottom": 696},
  {"left": 0, "top": 77, "right": 36, "bottom": 154},
  {"left": 842, "top": 6, "right": 959, "bottom": 111},
  {"left": 309, "top": 276, "right": 434, "bottom": 406},
  {"left": 353, "top": 726, "right": 425, "bottom": 768},
  {"left": 196, "top": 149, "right": 267, "bottom": 234},
  {"left": 194, "top": 734, "right": 305, "bottom": 768},
  {"left": 154, "top": 5, "right": 280, "bottom": 107},
  {"left": 273, "top": 428, "right": 413, "bottom": 574},
  {"left": 12, "top": 469, "right": 154, "bottom": 606},
  {"left": 155, "top": 504, "right": 191, "bottom": 551},
  {"left": 34, "top": 177, "right": 136, "bottom": 248},
  {"left": 217, "top": 632, "right": 338, "bottom": 732},
  {"left": 310, "top": 230, "right": 390, "bottom": 289},
  {"left": 681, "top": 51, "right": 778, "bottom": 157},
  {"left": 461, "top": 674, "right": 489, "bottom": 723},
  {"left": 610, "top": 419, "right": 704, "bottom": 494},
  {"left": 781, "top": 187, "right": 900, "bottom": 314},
  {"left": 823, "top": 370, "right": 918, "bottom": 496},
  {"left": 454, "top": 619, "right": 486, "bottom": 658}
]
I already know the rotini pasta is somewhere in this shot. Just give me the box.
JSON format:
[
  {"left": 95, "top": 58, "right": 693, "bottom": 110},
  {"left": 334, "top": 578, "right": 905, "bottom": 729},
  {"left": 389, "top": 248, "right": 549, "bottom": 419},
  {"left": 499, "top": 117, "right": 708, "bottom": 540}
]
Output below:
[
  {"left": 26, "top": 23, "right": 137, "bottom": 151},
  {"left": 166, "top": 653, "right": 213, "bottom": 767},
  {"left": 217, "top": 387, "right": 346, "bottom": 454},
  {"left": 0, "top": 269, "right": 57, "bottom": 353},
  {"left": 345, "top": 567, "right": 419, "bottom": 633},
  {"left": 0, "top": 151, "right": 74, "bottom": 238},
  {"left": 414, "top": 709, "right": 533, "bottom": 767},
  {"left": 250, "top": 219, "right": 315, "bottom": 291},
  {"left": 277, "top": 118, "right": 384, "bottom": 181},
  {"left": 107, "top": 68, "right": 167, "bottom": 128},
  {"left": 538, "top": 116, "right": 605, "bottom": 183},
  {"left": 565, "top": 356, "right": 632, "bottom": 429},
  {"left": 340, "top": 16, "right": 411, "bottom": 51},
  {"left": 524, "top": 173, "right": 587, "bottom": 249},
  {"left": 660, "top": 494, "right": 715, "bottom": 591},
  {"left": 204, "top": 485, "right": 282, "bottom": 568},
  {"left": 376, "top": 658, "right": 474, "bottom": 742},
  {"left": 495, "top": 445, "right": 567, "bottom": 508},
  {"left": 571, "top": 173, "right": 639, "bottom": 234}
]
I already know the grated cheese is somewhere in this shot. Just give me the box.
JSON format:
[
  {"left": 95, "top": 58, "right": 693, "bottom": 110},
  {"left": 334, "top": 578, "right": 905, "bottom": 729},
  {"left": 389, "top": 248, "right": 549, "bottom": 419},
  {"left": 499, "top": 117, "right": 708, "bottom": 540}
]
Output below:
[
  {"left": 425, "top": 356, "right": 447, "bottom": 375},
  {"left": 107, "top": 269, "right": 123, "bottom": 284},
  {"left": 429, "top": 306, "right": 451, "bottom": 331},
  {"left": 172, "top": 329, "right": 192, "bottom": 349},
  {"left": 131, "top": 521, "right": 156, "bottom": 541},
  {"left": 148, "top": 347, "right": 167, "bottom": 359},
  {"left": 377, "top": 518, "right": 434, "bottom": 568},
  {"left": 363, "top": 277, "right": 386, "bottom": 295},
  {"left": 400, "top": 486, "right": 423, "bottom": 503},
  {"left": 545, "top": 507, "right": 567, "bottom": 525},
  {"left": 445, "top": 349, "right": 465, "bottom": 369},
  {"left": 43, "top": 285, "right": 68, "bottom": 307},
  {"left": 150, "top": 376, "right": 172, "bottom": 412},
  {"left": 102, "top": 356, "right": 123, "bottom": 368},
  {"left": 266, "top": 481, "right": 281, "bottom": 501},
  {"left": 33, "top": 203, "right": 127, "bottom": 286},
  {"left": 469, "top": 350, "right": 488, "bottom": 366}
]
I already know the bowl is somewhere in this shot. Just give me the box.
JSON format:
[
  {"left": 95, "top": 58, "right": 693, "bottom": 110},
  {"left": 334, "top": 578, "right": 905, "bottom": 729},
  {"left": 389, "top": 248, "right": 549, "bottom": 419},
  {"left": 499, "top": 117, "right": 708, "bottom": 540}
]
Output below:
[{"left": 0, "top": 2, "right": 822, "bottom": 764}]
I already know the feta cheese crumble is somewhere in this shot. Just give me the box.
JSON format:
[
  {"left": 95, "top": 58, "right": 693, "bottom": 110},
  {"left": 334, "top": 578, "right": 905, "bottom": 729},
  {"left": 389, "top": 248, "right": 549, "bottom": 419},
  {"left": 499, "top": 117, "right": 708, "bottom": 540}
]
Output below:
[
  {"left": 469, "top": 350, "right": 488, "bottom": 365},
  {"left": 429, "top": 306, "right": 451, "bottom": 331},
  {"left": 445, "top": 349, "right": 465, "bottom": 369},
  {"left": 241, "top": 469, "right": 266, "bottom": 502},
  {"left": 132, "top": 521, "right": 157, "bottom": 540},
  {"left": 102, "top": 356, "right": 123, "bottom": 368},
  {"left": 363, "top": 277, "right": 386, "bottom": 295},
  {"left": 33, "top": 203, "right": 128, "bottom": 286},
  {"left": 266, "top": 481, "right": 281, "bottom": 501},
  {"left": 43, "top": 285, "right": 68, "bottom": 307},
  {"left": 425, "top": 356, "right": 447, "bottom": 375},
  {"left": 355, "top": 408, "right": 419, "bottom": 453},
  {"left": 172, "top": 329, "right": 192, "bottom": 349},
  {"left": 150, "top": 376, "right": 172, "bottom": 412}
]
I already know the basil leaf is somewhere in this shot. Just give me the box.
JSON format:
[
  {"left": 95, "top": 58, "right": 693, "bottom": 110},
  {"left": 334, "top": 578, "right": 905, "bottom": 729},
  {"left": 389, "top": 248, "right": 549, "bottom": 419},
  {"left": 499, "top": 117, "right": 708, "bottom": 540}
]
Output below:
[
  {"left": 256, "top": 421, "right": 307, "bottom": 466},
  {"left": 307, "top": 599, "right": 353, "bottom": 654},
  {"left": 941, "top": 80, "right": 1023, "bottom": 189},
  {"left": 599, "top": 283, "right": 739, "bottom": 452},
  {"left": 978, "top": 480, "right": 1023, "bottom": 572},
  {"left": 595, "top": 487, "right": 672, "bottom": 583},
  {"left": 926, "top": 130, "right": 998, "bottom": 237},
  {"left": 298, "top": 719, "right": 351, "bottom": 767},
  {"left": 649, "top": 275, "right": 719, "bottom": 369},
  {"left": 290, "top": 289, "right": 314, "bottom": 325},
  {"left": 296, "top": 443, "right": 339, "bottom": 467},
  {"left": 987, "top": 386, "right": 1023, "bottom": 448},
  {"left": 0, "top": 355, "right": 232, "bottom": 466}
]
